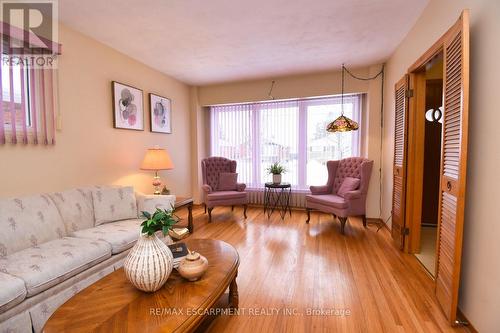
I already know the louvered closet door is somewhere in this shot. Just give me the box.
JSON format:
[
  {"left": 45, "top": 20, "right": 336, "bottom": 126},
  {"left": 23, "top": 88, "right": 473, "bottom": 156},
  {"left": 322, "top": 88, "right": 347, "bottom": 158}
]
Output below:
[
  {"left": 391, "top": 76, "right": 409, "bottom": 249},
  {"left": 435, "top": 10, "right": 470, "bottom": 324}
]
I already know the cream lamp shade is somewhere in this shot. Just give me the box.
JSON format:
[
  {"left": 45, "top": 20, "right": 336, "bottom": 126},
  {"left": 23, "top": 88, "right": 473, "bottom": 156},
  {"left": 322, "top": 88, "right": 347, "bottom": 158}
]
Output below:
[
  {"left": 141, "top": 148, "right": 174, "bottom": 171},
  {"left": 141, "top": 147, "right": 174, "bottom": 195}
]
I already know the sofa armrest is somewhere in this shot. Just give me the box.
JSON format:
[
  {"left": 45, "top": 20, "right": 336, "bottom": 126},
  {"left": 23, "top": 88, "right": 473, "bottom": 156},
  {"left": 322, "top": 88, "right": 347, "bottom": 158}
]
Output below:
[
  {"left": 136, "top": 193, "right": 176, "bottom": 217},
  {"left": 202, "top": 184, "right": 213, "bottom": 193},
  {"left": 310, "top": 185, "right": 330, "bottom": 195},
  {"left": 236, "top": 183, "right": 246, "bottom": 192},
  {"left": 344, "top": 190, "right": 362, "bottom": 200}
]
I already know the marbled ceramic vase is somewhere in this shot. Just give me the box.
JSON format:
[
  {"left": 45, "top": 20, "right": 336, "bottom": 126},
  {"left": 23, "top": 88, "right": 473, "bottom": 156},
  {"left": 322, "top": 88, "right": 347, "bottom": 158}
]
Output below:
[{"left": 123, "top": 234, "right": 173, "bottom": 292}]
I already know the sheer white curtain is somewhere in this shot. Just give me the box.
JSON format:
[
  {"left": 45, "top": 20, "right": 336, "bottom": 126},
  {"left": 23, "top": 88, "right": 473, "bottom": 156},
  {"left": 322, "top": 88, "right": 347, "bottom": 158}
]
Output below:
[{"left": 210, "top": 94, "right": 361, "bottom": 190}]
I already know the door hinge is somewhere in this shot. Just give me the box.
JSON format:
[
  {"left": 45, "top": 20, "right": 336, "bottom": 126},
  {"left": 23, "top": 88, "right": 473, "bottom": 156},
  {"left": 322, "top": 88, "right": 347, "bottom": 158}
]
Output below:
[
  {"left": 403, "top": 227, "right": 410, "bottom": 235},
  {"left": 405, "top": 89, "right": 414, "bottom": 98},
  {"left": 454, "top": 319, "right": 469, "bottom": 326}
]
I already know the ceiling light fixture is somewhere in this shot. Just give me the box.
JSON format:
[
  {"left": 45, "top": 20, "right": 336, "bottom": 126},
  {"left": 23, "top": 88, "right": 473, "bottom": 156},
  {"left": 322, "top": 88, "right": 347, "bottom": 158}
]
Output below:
[
  {"left": 326, "top": 64, "right": 359, "bottom": 132},
  {"left": 325, "top": 63, "right": 385, "bottom": 225}
]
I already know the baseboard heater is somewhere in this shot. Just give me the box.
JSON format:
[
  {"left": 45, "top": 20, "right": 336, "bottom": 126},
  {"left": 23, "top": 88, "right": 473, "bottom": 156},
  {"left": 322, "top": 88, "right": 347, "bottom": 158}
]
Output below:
[{"left": 247, "top": 189, "right": 308, "bottom": 209}]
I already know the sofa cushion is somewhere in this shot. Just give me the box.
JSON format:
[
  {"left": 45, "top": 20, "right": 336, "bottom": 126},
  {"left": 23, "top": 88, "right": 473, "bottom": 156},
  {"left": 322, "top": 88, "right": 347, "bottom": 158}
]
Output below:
[
  {"left": 217, "top": 172, "right": 238, "bottom": 191},
  {"left": 306, "top": 194, "right": 348, "bottom": 209},
  {"left": 71, "top": 219, "right": 142, "bottom": 254},
  {"left": 0, "top": 311, "right": 32, "bottom": 333},
  {"left": 0, "top": 237, "right": 111, "bottom": 297},
  {"left": 332, "top": 157, "right": 364, "bottom": 193},
  {"left": 207, "top": 191, "right": 247, "bottom": 200},
  {"left": 92, "top": 186, "right": 137, "bottom": 225},
  {"left": 48, "top": 188, "right": 95, "bottom": 233},
  {"left": 0, "top": 194, "right": 67, "bottom": 256},
  {"left": 336, "top": 177, "right": 360, "bottom": 198},
  {"left": 136, "top": 193, "right": 176, "bottom": 217},
  {"left": 0, "top": 272, "right": 26, "bottom": 313}
]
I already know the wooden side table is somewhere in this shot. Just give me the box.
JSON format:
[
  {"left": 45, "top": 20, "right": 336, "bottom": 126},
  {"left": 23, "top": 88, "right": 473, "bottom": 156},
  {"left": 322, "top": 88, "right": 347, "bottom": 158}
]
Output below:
[{"left": 174, "top": 196, "right": 194, "bottom": 233}]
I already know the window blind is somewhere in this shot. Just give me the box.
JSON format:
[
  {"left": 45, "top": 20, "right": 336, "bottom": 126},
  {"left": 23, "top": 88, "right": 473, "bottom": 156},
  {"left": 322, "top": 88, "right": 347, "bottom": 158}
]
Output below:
[{"left": 210, "top": 94, "right": 361, "bottom": 190}]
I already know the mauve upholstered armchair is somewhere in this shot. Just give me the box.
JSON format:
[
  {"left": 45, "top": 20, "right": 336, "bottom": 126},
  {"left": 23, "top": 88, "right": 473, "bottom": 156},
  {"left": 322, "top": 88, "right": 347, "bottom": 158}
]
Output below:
[
  {"left": 201, "top": 157, "right": 248, "bottom": 222},
  {"left": 305, "top": 157, "right": 373, "bottom": 234}
]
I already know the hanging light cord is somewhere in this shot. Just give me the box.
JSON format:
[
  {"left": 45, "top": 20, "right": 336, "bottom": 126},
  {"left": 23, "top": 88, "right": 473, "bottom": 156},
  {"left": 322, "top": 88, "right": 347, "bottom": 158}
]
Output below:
[
  {"left": 341, "top": 64, "right": 345, "bottom": 115},
  {"left": 342, "top": 63, "right": 388, "bottom": 228},
  {"left": 343, "top": 64, "right": 384, "bottom": 81},
  {"left": 268, "top": 80, "right": 276, "bottom": 100}
]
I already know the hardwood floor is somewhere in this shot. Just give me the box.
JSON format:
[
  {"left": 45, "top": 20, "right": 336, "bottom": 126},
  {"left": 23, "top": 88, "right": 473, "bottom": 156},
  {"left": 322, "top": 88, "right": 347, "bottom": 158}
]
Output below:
[{"left": 178, "top": 206, "right": 467, "bottom": 333}]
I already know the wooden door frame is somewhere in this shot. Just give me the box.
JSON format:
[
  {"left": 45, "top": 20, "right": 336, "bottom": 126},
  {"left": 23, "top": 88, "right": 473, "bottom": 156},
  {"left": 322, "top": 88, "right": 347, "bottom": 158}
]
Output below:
[
  {"left": 400, "top": 10, "right": 469, "bottom": 325},
  {"left": 404, "top": 71, "right": 428, "bottom": 253},
  {"left": 404, "top": 26, "right": 449, "bottom": 254}
]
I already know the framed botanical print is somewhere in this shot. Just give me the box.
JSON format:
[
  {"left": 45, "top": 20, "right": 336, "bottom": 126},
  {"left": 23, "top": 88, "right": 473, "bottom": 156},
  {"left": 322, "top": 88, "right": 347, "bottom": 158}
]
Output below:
[
  {"left": 149, "top": 93, "right": 172, "bottom": 134},
  {"left": 112, "top": 81, "right": 144, "bottom": 130}
]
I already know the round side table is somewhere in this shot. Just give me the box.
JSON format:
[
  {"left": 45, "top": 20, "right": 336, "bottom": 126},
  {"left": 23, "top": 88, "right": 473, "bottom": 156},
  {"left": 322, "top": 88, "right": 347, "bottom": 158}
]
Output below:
[{"left": 264, "top": 182, "right": 292, "bottom": 219}]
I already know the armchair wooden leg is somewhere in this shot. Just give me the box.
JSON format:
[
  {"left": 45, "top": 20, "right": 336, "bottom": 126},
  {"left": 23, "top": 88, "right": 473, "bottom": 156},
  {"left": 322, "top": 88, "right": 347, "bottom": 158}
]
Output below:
[
  {"left": 231, "top": 205, "right": 234, "bottom": 211},
  {"left": 362, "top": 215, "right": 367, "bottom": 228},
  {"left": 208, "top": 207, "right": 213, "bottom": 223},
  {"left": 306, "top": 208, "right": 311, "bottom": 224},
  {"left": 204, "top": 204, "right": 207, "bottom": 214},
  {"left": 243, "top": 204, "right": 248, "bottom": 219},
  {"left": 339, "top": 217, "right": 348, "bottom": 235}
]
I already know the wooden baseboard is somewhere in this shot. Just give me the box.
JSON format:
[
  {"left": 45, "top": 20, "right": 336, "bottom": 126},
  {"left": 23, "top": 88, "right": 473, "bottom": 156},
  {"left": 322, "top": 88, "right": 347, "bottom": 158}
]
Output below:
[
  {"left": 366, "top": 218, "right": 390, "bottom": 231},
  {"left": 190, "top": 205, "right": 390, "bottom": 231},
  {"left": 457, "top": 308, "right": 478, "bottom": 333},
  {"left": 366, "top": 217, "right": 383, "bottom": 223}
]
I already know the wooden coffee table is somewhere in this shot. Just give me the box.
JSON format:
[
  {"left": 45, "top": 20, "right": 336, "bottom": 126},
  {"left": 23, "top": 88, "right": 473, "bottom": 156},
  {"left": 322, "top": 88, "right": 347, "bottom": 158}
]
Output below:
[{"left": 43, "top": 239, "right": 239, "bottom": 333}]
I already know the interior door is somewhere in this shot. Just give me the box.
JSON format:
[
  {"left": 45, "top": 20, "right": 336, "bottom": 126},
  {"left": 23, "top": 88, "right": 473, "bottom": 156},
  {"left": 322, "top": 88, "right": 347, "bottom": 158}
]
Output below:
[
  {"left": 391, "top": 76, "right": 409, "bottom": 249},
  {"left": 435, "top": 10, "right": 470, "bottom": 324}
]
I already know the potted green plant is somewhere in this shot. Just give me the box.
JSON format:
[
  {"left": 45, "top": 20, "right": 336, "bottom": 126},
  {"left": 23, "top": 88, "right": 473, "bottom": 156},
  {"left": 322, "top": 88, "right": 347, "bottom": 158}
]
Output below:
[
  {"left": 139, "top": 208, "right": 178, "bottom": 236},
  {"left": 123, "top": 208, "right": 179, "bottom": 292},
  {"left": 266, "top": 162, "right": 287, "bottom": 184}
]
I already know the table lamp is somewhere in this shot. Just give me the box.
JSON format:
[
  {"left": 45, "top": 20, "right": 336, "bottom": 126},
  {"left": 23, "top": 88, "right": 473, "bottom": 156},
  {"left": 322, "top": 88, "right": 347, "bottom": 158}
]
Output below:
[{"left": 140, "top": 146, "right": 174, "bottom": 195}]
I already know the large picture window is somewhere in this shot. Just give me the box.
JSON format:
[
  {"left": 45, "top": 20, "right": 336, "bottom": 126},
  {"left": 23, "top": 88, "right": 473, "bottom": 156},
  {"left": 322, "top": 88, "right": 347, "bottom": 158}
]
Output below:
[
  {"left": 1, "top": 57, "right": 31, "bottom": 129},
  {"left": 210, "top": 94, "right": 362, "bottom": 190},
  {"left": 0, "top": 56, "right": 58, "bottom": 145}
]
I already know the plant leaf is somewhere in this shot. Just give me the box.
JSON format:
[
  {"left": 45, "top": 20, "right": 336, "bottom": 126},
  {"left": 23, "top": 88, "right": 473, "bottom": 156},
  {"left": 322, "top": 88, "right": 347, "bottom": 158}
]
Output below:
[{"left": 162, "top": 225, "right": 169, "bottom": 235}]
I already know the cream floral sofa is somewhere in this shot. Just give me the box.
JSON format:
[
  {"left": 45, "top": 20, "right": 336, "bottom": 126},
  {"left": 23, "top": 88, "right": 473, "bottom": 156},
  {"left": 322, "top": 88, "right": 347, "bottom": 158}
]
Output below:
[{"left": 0, "top": 185, "right": 175, "bottom": 333}]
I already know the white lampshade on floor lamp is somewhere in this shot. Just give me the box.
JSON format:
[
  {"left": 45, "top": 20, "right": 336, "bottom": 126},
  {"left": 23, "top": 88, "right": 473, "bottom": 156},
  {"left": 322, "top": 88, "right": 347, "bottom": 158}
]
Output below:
[{"left": 140, "top": 146, "right": 174, "bottom": 195}]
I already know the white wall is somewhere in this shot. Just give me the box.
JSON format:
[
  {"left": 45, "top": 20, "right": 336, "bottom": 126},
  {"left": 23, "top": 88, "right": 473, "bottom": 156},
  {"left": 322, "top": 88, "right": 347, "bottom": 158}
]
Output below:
[
  {"left": 382, "top": 1, "right": 500, "bottom": 331},
  {"left": 0, "top": 24, "right": 192, "bottom": 198}
]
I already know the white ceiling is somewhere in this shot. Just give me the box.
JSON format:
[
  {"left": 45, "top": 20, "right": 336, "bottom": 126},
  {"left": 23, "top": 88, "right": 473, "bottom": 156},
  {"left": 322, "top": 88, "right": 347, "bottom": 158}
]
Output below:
[{"left": 59, "top": 0, "right": 429, "bottom": 85}]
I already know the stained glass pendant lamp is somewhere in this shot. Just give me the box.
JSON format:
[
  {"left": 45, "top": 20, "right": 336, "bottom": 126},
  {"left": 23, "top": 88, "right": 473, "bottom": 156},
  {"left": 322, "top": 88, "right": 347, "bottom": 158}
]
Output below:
[{"left": 326, "top": 64, "right": 359, "bottom": 132}]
